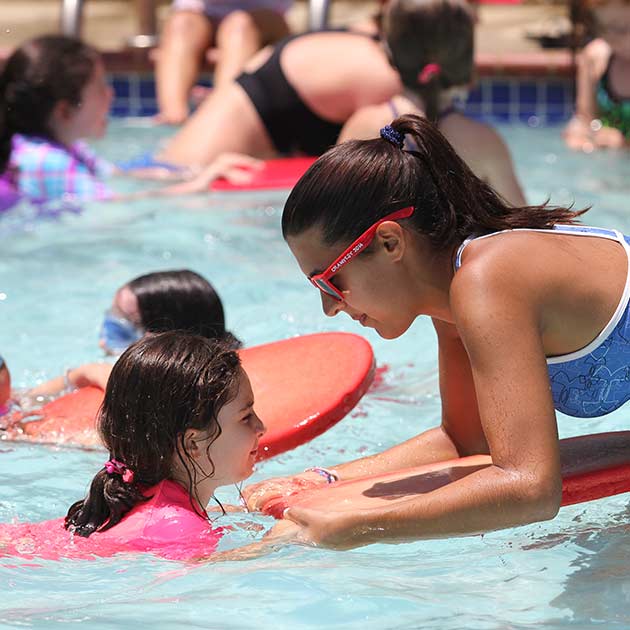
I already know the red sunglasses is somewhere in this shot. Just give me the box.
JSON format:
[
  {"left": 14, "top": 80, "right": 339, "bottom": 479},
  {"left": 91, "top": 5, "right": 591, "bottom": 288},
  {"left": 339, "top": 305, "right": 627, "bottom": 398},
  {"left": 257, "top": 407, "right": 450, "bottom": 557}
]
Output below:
[{"left": 309, "top": 206, "right": 415, "bottom": 301}]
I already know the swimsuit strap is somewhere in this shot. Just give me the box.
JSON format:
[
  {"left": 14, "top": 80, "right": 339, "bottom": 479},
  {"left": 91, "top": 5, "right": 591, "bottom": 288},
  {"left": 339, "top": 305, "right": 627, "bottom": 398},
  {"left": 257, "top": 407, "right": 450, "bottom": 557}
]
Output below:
[{"left": 454, "top": 225, "right": 625, "bottom": 272}]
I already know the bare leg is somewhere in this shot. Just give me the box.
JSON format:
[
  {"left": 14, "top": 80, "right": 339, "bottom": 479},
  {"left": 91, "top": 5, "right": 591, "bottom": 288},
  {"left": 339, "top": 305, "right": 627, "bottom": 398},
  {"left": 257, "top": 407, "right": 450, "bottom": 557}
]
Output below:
[
  {"left": 213, "top": 9, "right": 289, "bottom": 88},
  {"left": 157, "top": 81, "right": 276, "bottom": 167},
  {"left": 155, "top": 10, "right": 214, "bottom": 125}
]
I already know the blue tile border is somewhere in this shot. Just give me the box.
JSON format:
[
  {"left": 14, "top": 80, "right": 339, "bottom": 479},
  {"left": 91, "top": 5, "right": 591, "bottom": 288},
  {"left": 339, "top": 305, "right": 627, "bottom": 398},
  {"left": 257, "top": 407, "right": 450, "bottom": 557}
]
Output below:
[{"left": 108, "top": 74, "right": 575, "bottom": 124}]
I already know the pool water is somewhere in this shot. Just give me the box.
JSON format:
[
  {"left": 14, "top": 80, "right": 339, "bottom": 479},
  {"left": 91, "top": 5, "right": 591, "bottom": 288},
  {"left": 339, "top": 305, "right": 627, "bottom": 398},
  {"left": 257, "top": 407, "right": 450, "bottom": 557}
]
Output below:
[{"left": 1, "top": 120, "right": 630, "bottom": 629}]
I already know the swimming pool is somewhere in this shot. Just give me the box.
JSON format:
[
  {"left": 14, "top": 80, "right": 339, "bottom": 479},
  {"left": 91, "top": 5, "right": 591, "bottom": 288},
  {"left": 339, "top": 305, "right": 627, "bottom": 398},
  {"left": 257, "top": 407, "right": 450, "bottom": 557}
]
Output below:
[{"left": 1, "top": 120, "right": 630, "bottom": 629}]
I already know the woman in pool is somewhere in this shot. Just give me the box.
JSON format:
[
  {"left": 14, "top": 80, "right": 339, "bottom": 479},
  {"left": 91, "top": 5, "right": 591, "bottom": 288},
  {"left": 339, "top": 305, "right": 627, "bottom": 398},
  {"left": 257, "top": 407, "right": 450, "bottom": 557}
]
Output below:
[
  {"left": 564, "top": 0, "right": 630, "bottom": 150},
  {"left": 161, "top": 3, "right": 524, "bottom": 206},
  {"left": 244, "top": 114, "right": 630, "bottom": 548},
  {"left": 0, "top": 332, "right": 293, "bottom": 560}
]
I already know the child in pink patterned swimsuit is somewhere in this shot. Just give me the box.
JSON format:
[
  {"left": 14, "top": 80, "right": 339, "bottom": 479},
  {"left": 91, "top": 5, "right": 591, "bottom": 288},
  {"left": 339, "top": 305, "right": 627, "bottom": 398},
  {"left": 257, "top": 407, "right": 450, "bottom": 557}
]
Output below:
[
  {"left": 156, "top": 0, "right": 292, "bottom": 124},
  {"left": 0, "top": 35, "right": 114, "bottom": 206}
]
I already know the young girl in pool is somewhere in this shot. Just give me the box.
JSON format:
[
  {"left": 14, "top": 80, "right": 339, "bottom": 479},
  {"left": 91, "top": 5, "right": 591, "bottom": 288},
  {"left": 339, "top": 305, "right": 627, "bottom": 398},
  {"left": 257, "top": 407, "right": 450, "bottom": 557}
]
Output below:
[
  {"left": 244, "top": 113, "right": 630, "bottom": 548},
  {"left": 1, "top": 270, "right": 238, "bottom": 444},
  {"left": 0, "top": 332, "right": 291, "bottom": 561},
  {"left": 0, "top": 35, "right": 114, "bottom": 206},
  {"left": 564, "top": 0, "right": 630, "bottom": 151},
  {"left": 0, "top": 35, "right": 259, "bottom": 208}
]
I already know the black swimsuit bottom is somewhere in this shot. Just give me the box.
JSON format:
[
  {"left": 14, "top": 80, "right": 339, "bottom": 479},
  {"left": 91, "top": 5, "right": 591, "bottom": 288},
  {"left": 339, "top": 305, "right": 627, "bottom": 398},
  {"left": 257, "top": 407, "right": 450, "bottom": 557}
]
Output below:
[{"left": 235, "top": 32, "right": 354, "bottom": 156}]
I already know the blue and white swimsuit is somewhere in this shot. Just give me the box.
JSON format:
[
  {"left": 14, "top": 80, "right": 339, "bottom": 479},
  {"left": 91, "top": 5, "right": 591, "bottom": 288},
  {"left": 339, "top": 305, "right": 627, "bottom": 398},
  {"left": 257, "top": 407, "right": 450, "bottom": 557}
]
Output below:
[{"left": 455, "top": 225, "right": 630, "bottom": 418}]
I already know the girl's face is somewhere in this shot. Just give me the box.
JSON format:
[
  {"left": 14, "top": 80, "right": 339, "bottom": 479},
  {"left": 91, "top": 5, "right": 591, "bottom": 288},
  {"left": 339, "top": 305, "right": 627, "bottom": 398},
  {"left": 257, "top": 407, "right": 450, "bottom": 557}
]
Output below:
[
  {"left": 597, "top": 4, "right": 630, "bottom": 58},
  {"left": 64, "top": 60, "right": 113, "bottom": 142},
  {"left": 198, "top": 368, "right": 266, "bottom": 488},
  {"left": 287, "top": 226, "right": 421, "bottom": 340}
]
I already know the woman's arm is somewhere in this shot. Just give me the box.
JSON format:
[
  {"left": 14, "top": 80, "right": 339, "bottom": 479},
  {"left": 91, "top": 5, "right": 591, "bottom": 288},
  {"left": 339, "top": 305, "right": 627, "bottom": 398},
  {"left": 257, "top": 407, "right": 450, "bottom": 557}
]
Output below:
[
  {"left": 284, "top": 263, "right": 562, "bottom": 547},
  {"left": 244, "top": 318, "right": 487, "bottom": 510}
]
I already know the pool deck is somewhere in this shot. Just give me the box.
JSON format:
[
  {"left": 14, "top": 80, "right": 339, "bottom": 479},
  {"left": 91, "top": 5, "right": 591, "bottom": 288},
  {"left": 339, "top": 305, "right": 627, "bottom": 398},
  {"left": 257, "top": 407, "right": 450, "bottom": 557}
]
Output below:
[{"left": 1, "top": 0, "right": 573, "bottom": 75}]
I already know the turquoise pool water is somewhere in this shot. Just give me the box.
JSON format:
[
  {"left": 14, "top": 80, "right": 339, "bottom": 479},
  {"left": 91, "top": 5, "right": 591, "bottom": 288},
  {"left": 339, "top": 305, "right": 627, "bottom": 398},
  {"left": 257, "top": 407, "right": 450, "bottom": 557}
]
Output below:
[{"left": 1, "top": 120, "right": 630, "bottom": 629}]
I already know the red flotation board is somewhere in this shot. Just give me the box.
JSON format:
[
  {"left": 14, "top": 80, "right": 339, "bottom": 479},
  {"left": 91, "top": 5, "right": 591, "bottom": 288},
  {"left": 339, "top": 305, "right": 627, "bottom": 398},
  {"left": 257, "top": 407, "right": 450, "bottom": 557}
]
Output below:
[
  {"left": 260, "top": 432, "right": 630, "bottom": 518},
  {"left": 8, "top": 332, "right": 375, "bottom": 455},
  {"left": 210, "top": 157, "right": 316, "bottom": 192}
]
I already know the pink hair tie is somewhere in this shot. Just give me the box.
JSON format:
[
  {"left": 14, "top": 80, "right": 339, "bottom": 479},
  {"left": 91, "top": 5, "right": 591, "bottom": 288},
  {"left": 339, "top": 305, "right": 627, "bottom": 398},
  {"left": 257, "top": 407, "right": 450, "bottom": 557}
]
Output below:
[
  {"left": 418, "top": 63, "right": 441, "bottom": 84},
  {"left": 104, "top": 458, "right": 135, "bottom": 484}
]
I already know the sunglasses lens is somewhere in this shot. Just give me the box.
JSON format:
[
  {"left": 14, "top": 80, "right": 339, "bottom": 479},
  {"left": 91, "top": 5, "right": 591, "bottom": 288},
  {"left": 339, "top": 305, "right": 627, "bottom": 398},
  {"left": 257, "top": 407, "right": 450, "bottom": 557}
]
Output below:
[{"left": 313, "top": 278, "right": 341, "bottom": 300}]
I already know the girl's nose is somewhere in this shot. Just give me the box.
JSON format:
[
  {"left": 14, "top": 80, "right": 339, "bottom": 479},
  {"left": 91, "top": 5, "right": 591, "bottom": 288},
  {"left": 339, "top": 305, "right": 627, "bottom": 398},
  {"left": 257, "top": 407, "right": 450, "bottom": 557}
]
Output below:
[{"left": 253, "top": 412, "right": 266, "bottom": 436}]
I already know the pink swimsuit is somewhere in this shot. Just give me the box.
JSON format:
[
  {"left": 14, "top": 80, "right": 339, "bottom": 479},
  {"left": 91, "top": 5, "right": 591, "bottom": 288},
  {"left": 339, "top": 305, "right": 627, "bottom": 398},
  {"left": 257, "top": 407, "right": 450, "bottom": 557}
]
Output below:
[{"left": 0, "top": 480, "right": 222, "bottom": 561}]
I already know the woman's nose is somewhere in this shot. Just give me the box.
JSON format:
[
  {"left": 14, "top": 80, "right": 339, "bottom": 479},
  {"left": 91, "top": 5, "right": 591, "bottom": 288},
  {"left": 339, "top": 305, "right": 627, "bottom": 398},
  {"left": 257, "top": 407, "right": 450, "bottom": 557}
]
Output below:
[{"left": 321, "top": 292, "right": 344, "bottom": 317}]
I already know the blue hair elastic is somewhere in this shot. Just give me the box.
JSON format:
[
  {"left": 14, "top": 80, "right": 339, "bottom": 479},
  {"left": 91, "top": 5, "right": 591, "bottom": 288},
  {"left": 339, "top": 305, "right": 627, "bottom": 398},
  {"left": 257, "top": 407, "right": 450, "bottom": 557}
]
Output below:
[{"left": 380, "top": 125, "right": 405, "bottom": 149}]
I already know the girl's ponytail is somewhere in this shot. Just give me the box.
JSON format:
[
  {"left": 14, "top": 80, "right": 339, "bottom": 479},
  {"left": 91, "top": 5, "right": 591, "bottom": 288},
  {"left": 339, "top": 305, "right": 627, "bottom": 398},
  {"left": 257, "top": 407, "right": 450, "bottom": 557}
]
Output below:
[{"left": 65, "top": 461, "right": 148, "bottom": 537}]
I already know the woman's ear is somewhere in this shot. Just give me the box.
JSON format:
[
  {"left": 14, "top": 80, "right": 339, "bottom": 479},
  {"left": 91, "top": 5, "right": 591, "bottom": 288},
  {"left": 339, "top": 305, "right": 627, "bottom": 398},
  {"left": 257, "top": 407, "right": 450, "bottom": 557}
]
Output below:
[{"left": 376, "top": 221, "right": 406, "bottom": 262}]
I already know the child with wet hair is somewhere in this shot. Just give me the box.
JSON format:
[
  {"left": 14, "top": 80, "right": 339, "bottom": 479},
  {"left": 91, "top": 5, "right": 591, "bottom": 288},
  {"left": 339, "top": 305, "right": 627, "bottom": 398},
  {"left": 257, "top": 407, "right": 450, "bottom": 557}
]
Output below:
[
  {"left": 0, "top": 332, "right": 293, "bottom": 560},
  {"left": 0, "top": 35, "right": 114, "bottom": 206},
  {"left": 564, "top": 0, "right": 630, "bottom": 150}
]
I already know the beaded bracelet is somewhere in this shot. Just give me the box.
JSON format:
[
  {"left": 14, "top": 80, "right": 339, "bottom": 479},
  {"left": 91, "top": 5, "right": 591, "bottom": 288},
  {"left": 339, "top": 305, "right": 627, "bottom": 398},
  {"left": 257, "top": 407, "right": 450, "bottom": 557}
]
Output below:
[{"left": 305, "top": 467, "right": 339, "bottom": 484}]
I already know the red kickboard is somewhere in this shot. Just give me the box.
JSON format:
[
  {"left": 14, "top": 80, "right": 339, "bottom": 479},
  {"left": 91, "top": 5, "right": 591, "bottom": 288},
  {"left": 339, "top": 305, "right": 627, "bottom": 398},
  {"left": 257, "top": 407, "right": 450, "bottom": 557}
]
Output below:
[
  {"left": 11, "top": 332, "right": 375, "bottom": 454},
  {"left": 261, "top": 432, "right": 630, "bottom": 519},
  {"left": 210, "top": 157, "right": 316, "bottom": 191}
]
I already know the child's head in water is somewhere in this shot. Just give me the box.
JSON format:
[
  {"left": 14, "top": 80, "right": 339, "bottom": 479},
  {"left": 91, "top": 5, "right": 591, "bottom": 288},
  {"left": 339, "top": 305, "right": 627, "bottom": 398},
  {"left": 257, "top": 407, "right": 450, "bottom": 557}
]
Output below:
[
  {"left": 99, "top": 269, "right": 239, "bottom": 355},
  {"left": 383, "top": 0, "right": 474, "bottom": 121},
  {"left": 0, "top": 35, "right": 112, "bottom": 172},
  {"left": 65, "top": 332, "right": 265, "bottom": 537}
]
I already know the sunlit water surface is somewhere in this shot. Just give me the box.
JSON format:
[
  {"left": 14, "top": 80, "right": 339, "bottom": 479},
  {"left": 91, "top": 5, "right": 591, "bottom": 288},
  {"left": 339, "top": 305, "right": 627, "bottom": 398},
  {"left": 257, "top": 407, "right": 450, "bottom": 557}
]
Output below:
[{"left": 1, "top": 120, "right": 629, "bottom": 629}]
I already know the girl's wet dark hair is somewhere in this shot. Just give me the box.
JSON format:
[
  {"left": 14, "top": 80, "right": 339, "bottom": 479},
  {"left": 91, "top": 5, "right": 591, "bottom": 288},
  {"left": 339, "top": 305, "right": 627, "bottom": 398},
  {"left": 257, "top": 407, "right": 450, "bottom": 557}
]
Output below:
[
  {"left": 65, "top": 332, "right": 241, "bottom": 537},
  {"left": 384, "top": 0, "right": 474, "bottom": 121},
  {"left": 0, "top": 35, "right": 98, "bottom": 173},
  {"left": 282, "top": 114, "right": 586, "bottom": 250},
  {"left": 128, "top": 269, "right": 241, "bottom": 348}
]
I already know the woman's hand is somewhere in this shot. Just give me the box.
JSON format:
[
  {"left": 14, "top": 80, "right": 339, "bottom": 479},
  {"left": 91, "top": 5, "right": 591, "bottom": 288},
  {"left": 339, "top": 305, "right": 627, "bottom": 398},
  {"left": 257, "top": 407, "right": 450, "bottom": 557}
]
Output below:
[
  {"left": 163, "top": 153, "right": 264, "bottom": 195},
  {"left": 282, "top": 506, "right": 370, "bottom": 550},
  {"left": 242, "top": 474, "right": 326, "bottom": 512}
]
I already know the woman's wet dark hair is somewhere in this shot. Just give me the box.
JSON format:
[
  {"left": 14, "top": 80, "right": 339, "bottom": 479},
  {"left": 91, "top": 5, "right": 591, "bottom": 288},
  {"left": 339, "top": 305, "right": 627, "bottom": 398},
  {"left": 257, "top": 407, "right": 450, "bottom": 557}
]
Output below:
[
  {"left": 65, "top": 332, "right": 241, "bottom": 537},
  {"left": 0, "top": 35, "right": 98, "bottom": 173},
  {"left": 128, "top": 269, "right": 241, "bottom": 348},
  {"left": 384, "top": 0, "right": 474, "bottom": 121},
  {"left": 282, "top": 114, "right": 586, "bottom": 250}
]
